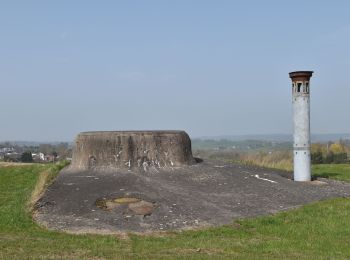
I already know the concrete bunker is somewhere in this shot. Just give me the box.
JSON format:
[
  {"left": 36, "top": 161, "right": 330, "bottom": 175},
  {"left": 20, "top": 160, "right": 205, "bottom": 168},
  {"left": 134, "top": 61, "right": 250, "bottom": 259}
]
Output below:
[{"left": 69, "top": 130, "right": 196, "bottom": 171}]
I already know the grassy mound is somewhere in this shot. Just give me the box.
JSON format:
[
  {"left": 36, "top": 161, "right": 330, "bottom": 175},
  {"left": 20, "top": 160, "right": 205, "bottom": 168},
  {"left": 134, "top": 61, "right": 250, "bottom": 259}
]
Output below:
[{"left": 0, "top": 163, "right": 349, "bottom": 259}]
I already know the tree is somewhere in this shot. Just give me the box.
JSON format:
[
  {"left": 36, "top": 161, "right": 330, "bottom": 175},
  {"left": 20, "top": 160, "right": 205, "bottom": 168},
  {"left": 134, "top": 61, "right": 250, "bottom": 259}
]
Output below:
[
  {"left": 39, "top": 144, "right": 53, "bottom": 155},
  {"left": 311, "top": 150, "right": 323, "bottom": 164},
  {"left": 324, "top": 151, "right": 334, "bottom": 164},
  {"left": 329, "top": 143, "right": 346, "bottom": 154},
  {"left": 21, "top": 152, "right": 33, "bottom": 163}
]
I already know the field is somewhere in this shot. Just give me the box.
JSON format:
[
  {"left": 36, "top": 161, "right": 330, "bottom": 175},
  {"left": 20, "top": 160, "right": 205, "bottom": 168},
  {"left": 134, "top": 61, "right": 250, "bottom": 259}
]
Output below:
[{"left": 0, "top": 163, "right": 349, "bottom": 259}]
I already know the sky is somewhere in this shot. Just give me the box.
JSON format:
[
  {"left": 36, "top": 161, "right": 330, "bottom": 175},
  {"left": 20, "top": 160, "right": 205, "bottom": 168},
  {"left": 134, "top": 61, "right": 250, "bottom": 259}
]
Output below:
[{"left": 0, "top": 1, "right": 349, "bottom": 142}]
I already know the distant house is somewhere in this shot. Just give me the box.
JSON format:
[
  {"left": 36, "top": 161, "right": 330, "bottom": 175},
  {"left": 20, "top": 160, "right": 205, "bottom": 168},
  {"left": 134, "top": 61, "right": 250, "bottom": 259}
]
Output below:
[
  {"left": 45, "top": 155, "right": 55, "bottom": 162},
  {"left": 0, "top": 147, "right": 14, "bottom": 153},
  {"left": 32, "top": 153, "right": 42, "bottom": 162},
  {"left": 31, "top": 152, "right": 52, "bottom": 162},
  {"left": 0, "top": 147, "right": 21, "bottom": 161},
  {"left": 4, "top": 152, "right": 21, "bottom": 162}
]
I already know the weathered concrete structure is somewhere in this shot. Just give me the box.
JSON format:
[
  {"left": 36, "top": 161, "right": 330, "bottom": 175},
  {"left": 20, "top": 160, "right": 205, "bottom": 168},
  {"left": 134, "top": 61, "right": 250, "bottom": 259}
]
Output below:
[
  {"left": 289, "top": 71, "right": 313, "bottom": 181},
  {"left": 70, "top": 131, "right": 195, "bottom": 171},
  {"left": 37, "top": 93, "right": 350, "bottom": 234}
]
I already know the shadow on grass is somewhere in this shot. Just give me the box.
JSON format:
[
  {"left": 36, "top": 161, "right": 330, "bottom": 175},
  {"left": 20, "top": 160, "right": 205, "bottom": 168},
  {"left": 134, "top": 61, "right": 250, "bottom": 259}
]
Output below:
[{"left": 313, "top": 172, "right": 341, "bottom": 179}]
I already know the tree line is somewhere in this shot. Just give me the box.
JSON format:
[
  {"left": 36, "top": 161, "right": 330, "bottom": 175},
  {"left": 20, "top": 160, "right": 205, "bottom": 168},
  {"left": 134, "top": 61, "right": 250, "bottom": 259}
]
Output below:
[{"left": 311, "top": 140, "right": 349, "bottom": 164}]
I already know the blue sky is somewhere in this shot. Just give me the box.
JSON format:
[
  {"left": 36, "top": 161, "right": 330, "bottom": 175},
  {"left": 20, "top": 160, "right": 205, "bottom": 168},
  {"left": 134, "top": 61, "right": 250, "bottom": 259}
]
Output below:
[{"left": 0, "top": 1, "right": 349, "bottom": 141}]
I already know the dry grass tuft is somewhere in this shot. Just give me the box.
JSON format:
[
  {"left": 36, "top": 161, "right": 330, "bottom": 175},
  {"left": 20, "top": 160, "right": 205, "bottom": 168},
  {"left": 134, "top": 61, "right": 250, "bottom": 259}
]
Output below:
[
  {"left": 28, "top": 161, "right": 70, "bottom": 212},
  {"left": 0, "top": 162, "right": 34, "bottom": 167},
  {"left": 28, "top": 169, "right": 51, "bottom": 211},
  {"left": 239, "top": 151, "right": 293, "bottom": 171}
]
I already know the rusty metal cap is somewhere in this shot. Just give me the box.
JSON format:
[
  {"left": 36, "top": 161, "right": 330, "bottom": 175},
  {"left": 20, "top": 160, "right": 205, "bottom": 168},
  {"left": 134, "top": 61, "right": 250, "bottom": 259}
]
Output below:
[{"left": 289, "top": 71, "right": 313, "bottom": 82}]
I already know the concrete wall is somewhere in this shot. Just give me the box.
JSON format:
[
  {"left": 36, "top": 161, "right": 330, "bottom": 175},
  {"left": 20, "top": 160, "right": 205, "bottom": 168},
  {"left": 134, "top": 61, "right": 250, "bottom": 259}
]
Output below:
[{"left": 69, "top": 131, "right": 195, "bottom": 171}]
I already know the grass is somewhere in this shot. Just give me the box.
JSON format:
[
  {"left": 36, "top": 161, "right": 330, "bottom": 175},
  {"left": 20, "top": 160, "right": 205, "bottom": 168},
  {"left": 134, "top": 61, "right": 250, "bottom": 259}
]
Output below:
[
  {"left": 208, "top": 150, "right": 294, "bottom": 171},
  {"left": 29, "top": 161, "right": 70, "bottom": 209},
  {"left": 238, "top": 151, "right": 293, "bottom": 172},
  {"left": 210, "top": 151, "right": 350, "bottom": 182},
  {"left": 0, "top": 163, "right": 130, "bottom": 259},
  {"left": 312, "top": 164, "right": 350, "bottom": 182},
  {"left": 0, "top": 163, "right": 350, "bottom": 259}
]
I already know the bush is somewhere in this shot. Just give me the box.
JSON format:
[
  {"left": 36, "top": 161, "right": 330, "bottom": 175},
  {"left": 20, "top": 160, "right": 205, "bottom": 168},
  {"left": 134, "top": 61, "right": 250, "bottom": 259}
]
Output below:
[
  {"left": 333, "top": 153, "right": 348, "bottom": 164},
  {"left": 315, "top": 151, "right": 348, "bottom": 164},
  {"left": 311, "top": 151, "right": 323, "bottom": 164}
]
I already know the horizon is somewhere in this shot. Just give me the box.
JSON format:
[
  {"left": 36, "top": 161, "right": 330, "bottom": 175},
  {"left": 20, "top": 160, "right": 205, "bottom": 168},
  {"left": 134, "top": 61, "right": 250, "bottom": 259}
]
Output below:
[{"left": 2, "top": 132, "right": 350, "bottom": 144}]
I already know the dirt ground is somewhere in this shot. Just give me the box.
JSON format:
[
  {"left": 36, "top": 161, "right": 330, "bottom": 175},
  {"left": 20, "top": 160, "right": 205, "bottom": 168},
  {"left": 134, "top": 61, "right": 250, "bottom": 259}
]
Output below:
[{"left": 35, "top": 160, "right": 350, "bottom": 234}]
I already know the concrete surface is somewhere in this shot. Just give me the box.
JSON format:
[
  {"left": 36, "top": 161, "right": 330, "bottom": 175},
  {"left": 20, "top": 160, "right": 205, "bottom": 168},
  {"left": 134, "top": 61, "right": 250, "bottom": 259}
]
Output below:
[{"left": 35, "top": 160, "right": 350, "bottom": 234}]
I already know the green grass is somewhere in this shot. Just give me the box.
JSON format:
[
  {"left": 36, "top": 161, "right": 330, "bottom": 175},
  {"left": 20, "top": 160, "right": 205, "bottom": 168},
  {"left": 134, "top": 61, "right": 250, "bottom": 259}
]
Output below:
[
  {"left": 0, "top": 164, "right": 130, "bottom": 259},
  {"left": 0, "top": 163, "right": 350, "bottom": 259},
  {"left": 312, "top": 164, "right": 350, "bottom": 182}
]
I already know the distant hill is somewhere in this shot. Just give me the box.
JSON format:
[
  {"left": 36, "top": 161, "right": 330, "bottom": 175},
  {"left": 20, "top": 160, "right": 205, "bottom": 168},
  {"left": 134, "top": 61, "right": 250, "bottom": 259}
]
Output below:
[
  {"left": 0, "top": 141, "right": 72, "bottom": 147},
  {"left": 311, "top": 134, "right": 350, "bottom": 142},
  {"left": 195, "top": 133, "right": 350, "bottom": 142},
  {"left": 1, "top": 133, "right": 349, "bottom": 148},
  {"left": 192, "top": 138, "right": 292, "bottom": 151}
]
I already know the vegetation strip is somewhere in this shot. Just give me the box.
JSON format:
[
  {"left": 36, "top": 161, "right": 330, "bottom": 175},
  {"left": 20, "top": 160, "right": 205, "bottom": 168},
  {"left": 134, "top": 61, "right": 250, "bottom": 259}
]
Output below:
[
  {"left": 0, "top": 163, "right": 349, "bottom": 259},
  {"left": 29, "top": 161, "right": 70, "bottom": 211}
]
